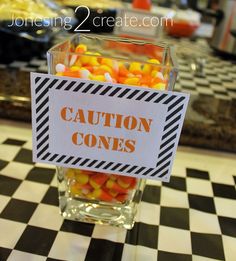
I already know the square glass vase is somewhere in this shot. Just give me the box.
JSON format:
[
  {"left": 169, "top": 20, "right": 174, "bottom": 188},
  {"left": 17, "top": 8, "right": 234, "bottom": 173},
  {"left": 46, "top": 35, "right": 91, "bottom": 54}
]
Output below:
[
  {"left": 57, "top": 167, "right": 146, "bottom": 229},
  {"left": 48, "top": 34, "right": 178, "bottom": 229}
]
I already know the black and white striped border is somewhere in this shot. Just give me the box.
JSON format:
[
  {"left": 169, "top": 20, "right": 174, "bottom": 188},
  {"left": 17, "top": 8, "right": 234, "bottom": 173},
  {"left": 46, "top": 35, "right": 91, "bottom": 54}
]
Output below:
[{"left": 31, "top": 73, "right": 189, "bottom": 182}]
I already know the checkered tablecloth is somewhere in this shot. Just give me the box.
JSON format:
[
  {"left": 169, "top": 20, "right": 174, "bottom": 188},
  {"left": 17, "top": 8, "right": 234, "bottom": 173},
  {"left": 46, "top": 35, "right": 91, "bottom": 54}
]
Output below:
[{"left": 0, "top": 129, "right": 236, "bottom": 260}]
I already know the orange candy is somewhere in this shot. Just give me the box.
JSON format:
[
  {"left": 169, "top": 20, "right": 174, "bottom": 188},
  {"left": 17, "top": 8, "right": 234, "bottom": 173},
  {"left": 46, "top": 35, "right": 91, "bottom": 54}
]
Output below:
[
  {"left": 118, "top": 64, "right": 130, "bottom": 77},
  {"left": 56, "top": 42, "right": 166, "bottom": 89},
  {"left": 106, "top": 179, "right": 128, "bottom": 194},
  {"left": 63, "top": 70, "right": 80, "bottom": 78},
  {"left": 89, "top": 173, "right": 109, "bottom": 189},
  {"left": 116, "top": 194, "right": 128, "bottom": 203},
  {"left": 117, "top": 176, "right": 136, "bottom": 189},
  {"left": 66, "top": 168, "right": 138, "bottom": 203},
  {"left": 92, "top": 188, "right": 114, "bottom": 202}
]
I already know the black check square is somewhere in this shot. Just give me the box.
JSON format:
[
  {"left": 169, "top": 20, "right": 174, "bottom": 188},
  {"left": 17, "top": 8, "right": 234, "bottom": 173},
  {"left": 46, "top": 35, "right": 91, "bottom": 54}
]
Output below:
[
  {"left": 142, "top": 185, "right": 160, "bottom": 204},
  {"left": 85, "top": 239, "right": 123, "bottom": 261},
  {"left": 60, "top": 220, "right": 94, "bottom": 237},
  {"left": 3, "top": 138, "right": 26, "bottom": 146},
  {"left": 212, "top": 183, "right": 236, "bottom": 199},
  {"left": 188, "top": 194, "right": 216, "bottom": 214},
  {"left": 125, "top": 222, "right": 158, "bottom": 249},
  {"left": 163, "top": 176, "right": 186, "bottom": 191},
  {"left": 13, "top": 148, "right": 33, "bottom": 164},
  {"left": 0, "top": 198, "right": 37, "bottom": 223},
  {"left": 41, "top": 187, "right": 59, "bottom": 206},
  {"left": 0, "top": 159, "right": 8, "bottom": 171},
  {"left": 26, "top": 167, "right": 55, "bottom": 184},
  {"left": 191, "top": 232, "right": 225, "bottom": 260},
  {"left": 160, "top": 207, "right": 189, "bottom": 230},
  {"left": 218, "top": 216, "right": 236, "bottom": 237},
  {"left": 0, "top": 247, "right": 11, "bottom": 261},
  {"left": 0, "top": 175, "right": 21, "bottom": 196},
  {"left": 158, "top": 251, "right": 192, "bottom": 261},
  {"left": 186, "top": 168, "right": 210, "bottom": 180},
  {"left": 15, "top": 225, "right": 57, "bottom": 256}
]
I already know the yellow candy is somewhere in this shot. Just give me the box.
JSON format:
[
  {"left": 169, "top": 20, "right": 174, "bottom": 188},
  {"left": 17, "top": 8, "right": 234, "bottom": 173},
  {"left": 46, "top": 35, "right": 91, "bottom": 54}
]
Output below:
[
  {"left": 129, "top": 62, "right": 141, "bottom": 73},
  {"left": 124, "top": 77, "right": 140, "bottom": 86},
  {"left": 117, "top": 178, "right": 130, "bottom": 189},
  {"left": 152, "top": 83, "right": 166, "bottom": 90},
  {"left": 56, "top": 72, "right": 63, "bottom": 76},
  {"left": 99, "top": 65, "right": 113, "bottom": 74},
  {"left": 70, "top": 185, "right": 82, "bottom": 196},
  {"left": 89, "top": 58, "right": 99, "bottom": 66},
  {"left": 75, "top": 60, "right": 82, "bottom": 66},
  {"left": 101, "top": 58, "right": 113, "bottom": 68},
  {"left": 142, "top": 64, "right": 152, "bottom": 74},
  {"left": 75, "top": 44, "right": 87, "bottom": 53},
  {"left": 79, "top": 55, "right": 90, "bottom": 65},
  {"left": 147, "top": 59, "right": 160, "bottom": 64},
  {"left": 66, "top": 169, "right": 75, "bottom": 179},
  {"left": 151, "top": 70, "right": 159, "bottom": 77},
  {"left": 75, "top": 172, "right": 89, "bottom": 185},
  {"left": 91, "top": 75, "right": 106, "bottom": 82},
  {"left": 70, "top": 66, "right": 80, "bottom": 72}
]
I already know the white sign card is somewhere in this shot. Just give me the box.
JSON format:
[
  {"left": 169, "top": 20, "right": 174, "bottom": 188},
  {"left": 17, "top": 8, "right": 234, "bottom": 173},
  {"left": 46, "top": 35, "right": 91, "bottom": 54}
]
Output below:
[{"left": 31, "top": 73, "right": 189, "bottom": 182}]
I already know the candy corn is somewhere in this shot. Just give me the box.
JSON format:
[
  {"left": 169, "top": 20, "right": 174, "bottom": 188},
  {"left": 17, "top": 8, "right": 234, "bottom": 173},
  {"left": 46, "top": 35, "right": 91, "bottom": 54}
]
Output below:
[
  {"left": 65, "top": 168, "right": 138, "bottom": 203},
  {"left": 106, "top": 179, "right": 128, "bottom": 194},
  {"left": 75, "top": 172, "right": 89, "bottom": 185},
  {"left": 55, "top": 43, "right": 168, "bottom": 90},
  {"left": 92, "top": 188, "right": 113, "bottom": 202},
  {"left": 89, "top": 173, "right": 109, "bottom": 189}
]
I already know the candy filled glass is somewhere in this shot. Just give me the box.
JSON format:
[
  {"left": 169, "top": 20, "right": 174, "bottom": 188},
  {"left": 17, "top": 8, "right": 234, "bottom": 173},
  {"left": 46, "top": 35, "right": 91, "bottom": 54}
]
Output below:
[{"left": 48, "top": 34, "right": 178, "bottom": 229}]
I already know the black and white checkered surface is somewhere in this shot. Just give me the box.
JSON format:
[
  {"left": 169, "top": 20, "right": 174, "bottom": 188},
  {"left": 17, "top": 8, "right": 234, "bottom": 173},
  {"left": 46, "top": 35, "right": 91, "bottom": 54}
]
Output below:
[
  {"left": 175, "top": 56, "right": 236, "bottom": 100},
  {"left": 0, "top": 136, "right": 236, "bottom": 261},
  {"left": 169, "top": 38, "right": 236, "bottom": 101}
]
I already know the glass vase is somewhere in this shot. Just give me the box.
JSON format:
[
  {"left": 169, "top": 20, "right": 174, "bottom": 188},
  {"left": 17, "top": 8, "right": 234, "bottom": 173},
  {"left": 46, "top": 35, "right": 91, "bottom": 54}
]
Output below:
[{"left": 47, "top": 34, "right": 178, "bottom": 229}]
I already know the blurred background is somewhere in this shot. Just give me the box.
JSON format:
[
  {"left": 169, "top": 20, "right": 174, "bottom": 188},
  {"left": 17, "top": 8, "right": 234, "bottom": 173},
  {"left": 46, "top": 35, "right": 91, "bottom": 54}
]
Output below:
[{"left": 0, "top": 0, "right": 235, "bottom": 152}]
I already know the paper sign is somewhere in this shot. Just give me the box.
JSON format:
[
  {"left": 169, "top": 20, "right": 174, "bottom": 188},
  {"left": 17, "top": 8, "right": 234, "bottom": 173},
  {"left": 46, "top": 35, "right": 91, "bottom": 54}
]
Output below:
[
  {"left": 114, "top": 8, "right": 163, "bottom": 38},
  {"left": 31, "top": 73, "right": 189, "bottom": 182}
]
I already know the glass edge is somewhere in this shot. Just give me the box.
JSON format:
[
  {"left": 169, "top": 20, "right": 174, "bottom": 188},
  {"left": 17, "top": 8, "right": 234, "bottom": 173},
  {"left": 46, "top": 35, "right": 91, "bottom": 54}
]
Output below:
[{"left": 47, "top": 33, "right": 178, "bottom": 70}]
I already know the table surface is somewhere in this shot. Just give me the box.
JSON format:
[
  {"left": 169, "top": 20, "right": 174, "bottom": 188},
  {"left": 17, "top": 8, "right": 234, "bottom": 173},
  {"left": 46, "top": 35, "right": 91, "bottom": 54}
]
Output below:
[{"left": 0, "top": 120, "right": 236, "bottom": 261}]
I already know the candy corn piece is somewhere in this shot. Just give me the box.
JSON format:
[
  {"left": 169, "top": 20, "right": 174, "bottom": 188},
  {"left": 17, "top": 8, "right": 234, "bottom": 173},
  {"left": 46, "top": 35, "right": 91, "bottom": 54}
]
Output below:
[
  {"left": 75, "top": 44, "right": 87, "bottom": 54},
  {"left": 117, "top": 176, "right": 136, "bottom": 189},
  {"left": 118, "top": 63, "right": 129, "bottom": 77},
  {"left": 75, "top": 172, "right": 89, "bottom": 185},
  {"left": 107, "top": 189, "right": 119, "bottom": 198},
  {"left": 89, "top": 173, "right": 109, "bottom": 189},
  {"left": 101, "top": 58, "right": 113, "bottom": 68},
  {"left": 128, "top": 178, "right": 138, "bottom": 189},
  {"left": 124, "top": 77, "right": 140, "bottom": 86},
  {"left": 70, "top": 184, "right": 82, "bottom": 196},
  {"left": 129, "top": 62, "right": 141, "bottom": 73},
  {"left": 92, "top": 188, "right": 114, "bottom": 202},
  {"left": 74, "top": 182, "right": 93, "bottom": 191},
  {"left": 106, "top": 180, "right": 128, "bottom": 194},
  {"left": 116, "top": 193, "right": 128, "bottom": 203},
  {"left": 65, "top": 168, "right": 75, "bottom": 179}
]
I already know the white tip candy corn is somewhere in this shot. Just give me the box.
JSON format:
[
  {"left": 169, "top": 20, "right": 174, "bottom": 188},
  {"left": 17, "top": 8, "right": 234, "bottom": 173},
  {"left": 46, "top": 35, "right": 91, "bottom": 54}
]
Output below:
[{"left": 55, "top": 63, "right": 66, "bottom": 73}]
